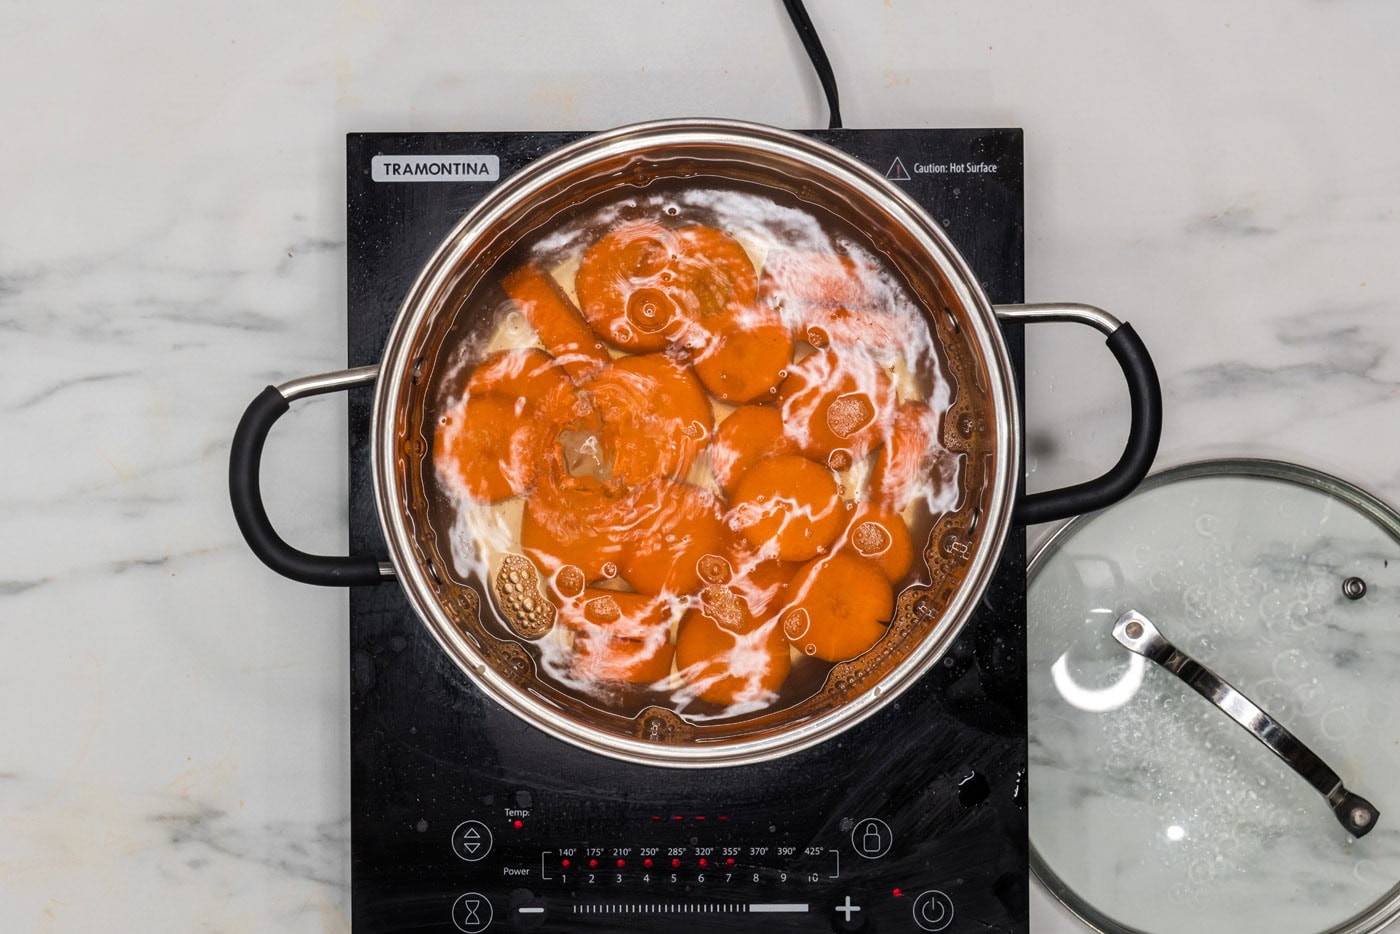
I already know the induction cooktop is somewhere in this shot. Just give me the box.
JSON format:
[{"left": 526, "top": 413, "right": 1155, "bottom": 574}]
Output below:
[{"left": 346, "top": 127, "right": 1027, "bottom": 933}]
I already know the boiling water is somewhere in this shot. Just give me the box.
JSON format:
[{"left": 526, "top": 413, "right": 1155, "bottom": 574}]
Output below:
[{"left": 422, "top": 176, "right": 972, "bottom": 727}]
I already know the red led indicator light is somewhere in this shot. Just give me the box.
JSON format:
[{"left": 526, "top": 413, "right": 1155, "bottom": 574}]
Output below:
[
  {"left": 726, "top": 858, "right": 735, "bottom": 866},
  {"left": 892, "top": 888, "right": 903, "bottom": 898},
  {"left": 698, "top": 858, "right": 708, "bottom": 867},
  {"left": 588, "top": 859, "right": 598, "bottom": 869},
  {"left": 644, "top": 858, "right": 653, "bottom": 868},
  {"left": 561, "top": 859, "right": 571, "bottom": 868},
  {"left": 512, "top": 820, "right": 523, "bottom": 829},
  {"left": 672, "top": 815, "right": 683, "bottom": 821},
  {"left": 694, "top": 815, "right": 705, "bottom": 821},
  {"left": 616, "top": 859, "right": 626, "bottom": 868},
  {"left": 671, "top": 858, "right": 681, "bottom": 868},
  {"left": 718, "top": 815, "right": 729, "bottom": 821}
]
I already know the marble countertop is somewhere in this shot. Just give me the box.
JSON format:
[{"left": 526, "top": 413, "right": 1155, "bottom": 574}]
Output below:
[{"left": 4, "top": 1, "right": 1399, "bottom": 930}]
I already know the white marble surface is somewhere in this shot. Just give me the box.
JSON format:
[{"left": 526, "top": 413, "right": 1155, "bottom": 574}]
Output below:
[{"left": 3, "top": 1, "right": 1399, "bottom": 930}]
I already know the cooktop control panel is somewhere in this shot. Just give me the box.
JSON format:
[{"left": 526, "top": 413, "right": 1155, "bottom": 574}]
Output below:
[
  {"left": 430, "top": 788, "right": 1019, "bottom": 933},
  {"left": 348, "top": 127, "right": 1028, "bottom": 932}
]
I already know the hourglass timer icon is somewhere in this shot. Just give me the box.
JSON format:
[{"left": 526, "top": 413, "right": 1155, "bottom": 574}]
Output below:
[{"left": 851, "top": 817, "right": 892, "bottom": 858}]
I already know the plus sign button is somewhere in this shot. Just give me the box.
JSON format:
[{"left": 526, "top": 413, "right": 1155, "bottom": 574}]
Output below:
[
  {"left": 912, "top": 890, "right": 955, "bottom": 932},
  {"left": 831, "top": 894, "right": 866, "bottom": 932}
]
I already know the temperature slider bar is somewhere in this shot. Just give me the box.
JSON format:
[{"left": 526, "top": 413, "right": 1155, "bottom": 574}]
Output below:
[{"left": 570, "top": 903, "right": 808, "bottom": 915}]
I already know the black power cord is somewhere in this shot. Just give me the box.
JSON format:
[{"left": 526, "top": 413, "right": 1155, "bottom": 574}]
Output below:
[{"left": 781, "top": 0, "right": 843, "bottom": 129}]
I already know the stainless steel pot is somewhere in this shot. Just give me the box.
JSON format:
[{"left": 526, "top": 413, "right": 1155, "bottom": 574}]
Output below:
[{"left": 230, "top": 119, "right": 1161, "bottom": 767}]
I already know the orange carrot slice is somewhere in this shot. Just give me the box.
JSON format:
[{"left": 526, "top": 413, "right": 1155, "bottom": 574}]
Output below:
[
  {"left": 675, "top": 609, "right": 791, "bottom": 707},
  {"left": 502, "top": 261, "right": 610, "bottom": 381},
  {"left": 575, "top": 221, "right": 683, "bottom": 352},
  {"left": 708, "top": 405, "right": 796, "bottom": 497},
  {"left": 869, "top": 400, "right": 938, "bottom": 511},
  {"left": 466, "top": 347, "right": 573, "bottom": 408},
  {"left": 796, "top": 305, "right": 911, "bottom": 351},
  {"left": 617, "top": 481, "right": 728, "bottom": 597},
  {"left": 780, "top": 551, "right": 893, "bottom": 662},
  {"left": 776, "top": 347, "right": 895, "bottom": 467},
  {"left": 840, "top": 503, "right": 915, "bottom": 583},
  {"left": 759, "top": 249, "right": 912, "bottom": 349},
  {"left": 695, "top": 544, "right": 799, "bottom": 634},
  {"left": 559, "top": 588, "right": 672, "bottom": 637},
  {"left": 759, "top": 249, "right": 871, "bottom": 310},
  {"left": 572, "top": 627, "right": 675, "bottom": 684},
  {"left": 564, "top": 588, "right": 676, "bottom": 684},
  {"left": 584, "top": 353, "right": 713, "bottom": 486},
  {"left": 434, "top": 393, "right": 540, "bottom": 503},
  {"left": 692, "top": 303, "right": 794, "bottom": 403},
  {"left": 728, "top": 454, "right": 846, "bottom": 562},
  {"left": 520, "top": 477, "right": 631, "bottom": 583},
  {"left": 575, "top": 222, "right": 757, "bottom": 353}
]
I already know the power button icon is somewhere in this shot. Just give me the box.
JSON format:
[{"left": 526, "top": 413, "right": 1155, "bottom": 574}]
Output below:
[
  {"left": 850, "top": 817, "right": 893, "bottom": 858},
  {"left": 912, "top": 890, "right": 955, "bottom": 932}
]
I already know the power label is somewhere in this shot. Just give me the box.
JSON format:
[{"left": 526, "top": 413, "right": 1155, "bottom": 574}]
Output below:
[{"left": 371, "top": 154, "right": 499, "bottom": 182}]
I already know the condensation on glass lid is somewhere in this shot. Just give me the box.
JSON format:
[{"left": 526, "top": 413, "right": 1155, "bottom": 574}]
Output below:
[
  {"left": 422, "top": 174, "right": 994, "bottom": 731},
  {"left": 1028, "top": 461, "right": 1400, "bottom": 934}
]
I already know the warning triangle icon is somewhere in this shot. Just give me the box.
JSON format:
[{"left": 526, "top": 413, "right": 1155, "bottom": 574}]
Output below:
[{"left": 886, "top": 156, "right": 911, "bottom": 181}]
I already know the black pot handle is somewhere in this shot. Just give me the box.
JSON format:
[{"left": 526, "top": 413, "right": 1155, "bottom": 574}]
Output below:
[
  {"left": 229, "top": 364, "right": 392, "bottom": 586},
  {"left": 995, "top": 303, "right": 1162, "bottom": 526}
]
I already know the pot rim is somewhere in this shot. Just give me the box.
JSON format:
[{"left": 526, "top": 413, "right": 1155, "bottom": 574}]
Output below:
[{"left": 369, "top": 118, "right": 1021, "bottom": 767}]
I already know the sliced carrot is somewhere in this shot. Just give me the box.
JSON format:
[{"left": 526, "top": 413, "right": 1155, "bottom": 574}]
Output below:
[
  {"left": 520, "top": 479, "right": 630, "bottom": 582},
  {"left": 728, "top": 454, "right": 846, "bottom": 562},
  {"left": 869, "top": 400, "right": 939, "bottom": 511},
  {"left": 708, "top": 405, "right": 796, "bottom": 497},
  {"left": 466, "top": 347, "right": 573, "bottom": 409},
  {"left": 575, "top": 222, "right": 757, "bottom": 353},
  {"left": 434, "top": 393, "right": 540, "bottom": 503},
  {"left": 840, "top": 503, "right": 915, "bottom": 583},
  {"left": 759, "top": 249, "right": 911, "bottom": 349},
  {"left": 521, "top": 355, "right": 712, "bottom": 582},
  {"left": 572, "top": 627, "right": 675, "bottom": 684},
  {"left": 564, "top": 588, "right": 676, "bottom": 684},
  {"left": 617, "top": 481, "right": 728, "bottom": 597},
  {"left": 584, "top": 353, "right": 713, "bottom": 486},
  {"left": 776, "top": 347, "right": 895, "bottom": 466},
  {"left": 696, "top": 545, "right": 799, "bottom": 634},
  {"left": 672, "top": 225, "right": 760, "bottom": 326},
  {"left": 691, "top": 303, "right": 794, "bottom": 403},
  {"left": 759, "top": 248, "right": 871, "bottom": 310},
  {"left": 559, "top": 588, "right": 672, "bottom": 637},
  {"left": 674, "top": 609, "right": 791, "bottom": 707},
  {"left": 575, "top": 221, "right": 683, "bottom": 352},
  {"left": 779, "top": 551, "right": 893, "bottom": 662},
  {"left": 502, "top": 261, "right": 611, "bottom": 381},
  {"left": 796, "top": 305, "right": 911, "bottom": 351}
]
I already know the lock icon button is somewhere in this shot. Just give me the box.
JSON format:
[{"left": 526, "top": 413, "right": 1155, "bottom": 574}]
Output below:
[{"left": 850, "top": 817, "right": 893, "bottom": 859}]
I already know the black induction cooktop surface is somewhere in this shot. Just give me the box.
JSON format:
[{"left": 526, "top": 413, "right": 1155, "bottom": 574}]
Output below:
[{"left": 347, "top": 128, "right": 1027, "bottom": 934}]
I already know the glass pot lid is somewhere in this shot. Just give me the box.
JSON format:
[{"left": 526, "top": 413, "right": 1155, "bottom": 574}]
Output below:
[{"left": 1029, "top": 459, "right": 1400, "bottom": 934}]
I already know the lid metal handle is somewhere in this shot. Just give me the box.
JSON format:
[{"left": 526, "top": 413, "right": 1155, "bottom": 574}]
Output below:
[{"left": 1112, "top": 610, "right": 1380, "bottom": 838}]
